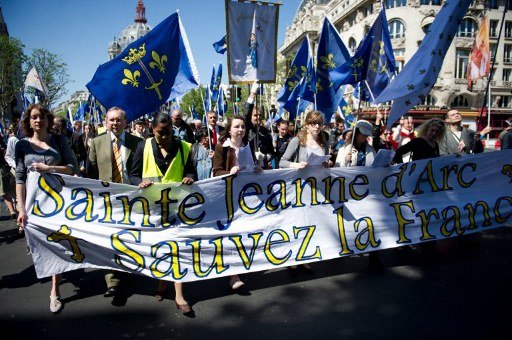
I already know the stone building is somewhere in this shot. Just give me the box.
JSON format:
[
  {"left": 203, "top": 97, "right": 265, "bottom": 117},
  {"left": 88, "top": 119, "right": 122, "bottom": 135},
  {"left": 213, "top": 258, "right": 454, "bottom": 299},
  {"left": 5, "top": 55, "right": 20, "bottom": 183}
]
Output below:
[
  {"left": 279, "top": 0, "right": 512, "bottom": 131},
  {"left": 108, "top": 0, "right": 152, "bottom": 60}
]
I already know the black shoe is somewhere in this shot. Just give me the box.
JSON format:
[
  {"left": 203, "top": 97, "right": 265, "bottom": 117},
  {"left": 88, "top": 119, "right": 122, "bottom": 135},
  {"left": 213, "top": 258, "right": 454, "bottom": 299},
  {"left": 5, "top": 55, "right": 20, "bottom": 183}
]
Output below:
[{"left": 104, "top": 286, "right": 117, "bottom": 298}]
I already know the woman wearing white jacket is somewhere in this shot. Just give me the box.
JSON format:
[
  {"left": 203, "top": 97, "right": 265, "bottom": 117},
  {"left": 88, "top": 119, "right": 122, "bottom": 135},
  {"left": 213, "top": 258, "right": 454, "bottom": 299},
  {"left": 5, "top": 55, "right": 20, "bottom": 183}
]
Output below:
[{"left": 335, "top": 120, "right": 376, "bottom": 167}]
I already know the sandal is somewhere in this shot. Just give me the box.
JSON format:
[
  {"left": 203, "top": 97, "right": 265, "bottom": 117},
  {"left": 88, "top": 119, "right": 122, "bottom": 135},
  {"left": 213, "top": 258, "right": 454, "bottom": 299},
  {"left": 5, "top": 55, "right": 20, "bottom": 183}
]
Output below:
[
  {"left": 50, "top": 295, "right": 63, "bottom": 313},
  {"left": 175, "top": 301, "right": 192, "bottom": 314}
]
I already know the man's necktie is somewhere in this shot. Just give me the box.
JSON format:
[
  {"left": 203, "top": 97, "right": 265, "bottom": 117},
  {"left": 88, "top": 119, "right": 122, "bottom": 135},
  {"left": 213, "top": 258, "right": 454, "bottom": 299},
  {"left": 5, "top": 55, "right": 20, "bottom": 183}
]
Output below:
[{"left": 112, "top": 137, "right": 123, "bottom": 183}]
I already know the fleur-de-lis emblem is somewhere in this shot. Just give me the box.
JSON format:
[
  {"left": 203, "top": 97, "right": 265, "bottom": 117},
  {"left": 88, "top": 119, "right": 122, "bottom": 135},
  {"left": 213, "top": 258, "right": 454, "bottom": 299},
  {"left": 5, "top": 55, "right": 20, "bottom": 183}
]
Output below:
[
  {"left": 320, "top": 54, "right": 336, "bottom": 70},
  {"left": 122, "top": 69, "right": 141, "bottom": 87},
  {"left": 149, "top": 51, "right": 167, "bottom": 73},
  {"left": 315, "top": 80, "right": 324, "bottom": 91},
  {"left": 300, "top": 65, "right": 308, "bottom": 78},
  {"left": 287, "top": 65, "right": 297, "bottom": 78},
  {"left": 407, "top": 84, "right": 415, "bottom": 90},
  {"left": 419, "top": 69, "right": 426, "bottom": 74},
  {"left": 287, "top": 80, "right": 298, "bottom": 91}
]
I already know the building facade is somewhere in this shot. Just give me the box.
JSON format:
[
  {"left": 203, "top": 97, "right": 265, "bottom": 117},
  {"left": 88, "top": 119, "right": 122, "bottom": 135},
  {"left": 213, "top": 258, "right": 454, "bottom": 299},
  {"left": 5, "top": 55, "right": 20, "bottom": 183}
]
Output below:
[
  {"left": 279, "top": 0, "right": 512, "bottom": 131},
  {"left": 108, "top": 0, "right": 152, "bottom": 60}
]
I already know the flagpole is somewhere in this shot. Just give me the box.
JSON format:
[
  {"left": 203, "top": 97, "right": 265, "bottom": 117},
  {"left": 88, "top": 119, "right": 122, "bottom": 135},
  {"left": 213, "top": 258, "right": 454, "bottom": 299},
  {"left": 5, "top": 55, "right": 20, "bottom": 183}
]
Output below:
[
  {"left": 478, "top": 2, "right": 508, "bottom": 128},
  {"left": 199, "top": 85, "right": 212, "bottom": 150}
]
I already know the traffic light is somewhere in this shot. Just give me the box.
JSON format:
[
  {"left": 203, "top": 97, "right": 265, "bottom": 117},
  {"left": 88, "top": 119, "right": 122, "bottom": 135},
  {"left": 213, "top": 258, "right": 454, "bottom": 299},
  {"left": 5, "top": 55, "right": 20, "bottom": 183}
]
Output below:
[{"left": 236, "top": 87, "right": 242, "bottom": 102}]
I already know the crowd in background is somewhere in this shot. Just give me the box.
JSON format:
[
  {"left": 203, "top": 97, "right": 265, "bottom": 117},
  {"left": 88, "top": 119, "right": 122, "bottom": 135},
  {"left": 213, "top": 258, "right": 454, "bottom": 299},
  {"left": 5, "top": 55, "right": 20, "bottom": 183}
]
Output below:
[{"left": 1, "top": 85, "right": 511, "bottom": 315}]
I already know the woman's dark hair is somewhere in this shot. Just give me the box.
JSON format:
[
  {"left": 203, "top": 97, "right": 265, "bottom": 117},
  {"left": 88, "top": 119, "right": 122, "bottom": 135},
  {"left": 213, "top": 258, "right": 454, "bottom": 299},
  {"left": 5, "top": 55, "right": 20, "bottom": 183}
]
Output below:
[
  {"left": 151, "top": 112, "right": 172, "bottom": 126},
  {"left": 22, "top": 104, "right": 54, "bottom": 137},
  {"left": 219, "top": 115, "right": 248, "bottom": 144},
  {"left": 194, "top": 127, "right": 209, "bottom": 142}
]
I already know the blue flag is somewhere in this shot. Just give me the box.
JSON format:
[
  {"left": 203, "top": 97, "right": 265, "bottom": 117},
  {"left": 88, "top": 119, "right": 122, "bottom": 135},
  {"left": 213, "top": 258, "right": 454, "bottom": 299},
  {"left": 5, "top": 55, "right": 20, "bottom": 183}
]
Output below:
[
  {"left": 74, "top": 101, "right": 87, "bottom": 122},
  {"left": 86, "top": 13, "right": 199, "bottom": 122},
  {"left": 331, "top": 7, "right": 396, "bottom": 102},
  {"left": 190, "top": 105, "right": 199, "bottom": 120},
  {"left": 339, "top": 97, "right": 355, "bottom": 129},
  {"left": 375, "top": 0, "right": 473, "bottom": 128},
  {"left": 204, "top": 85, "right": 212, "bottom": 112},
  {"left": 283, "top": 77, "right": 314, "bottom": 121},
  {"left": 212, "top": 63, "right": 222, "bottom": 102},
  {"left": 213, "top": 35, "right": 227, "bottom": 54},
  {"left": 233, "top": 102, "right": 239, "bottom": 115},
  {"left": 277, "top": 36, "right": 315, "bottom": 105},
  {"left": 315, "top": 18, "right": 351, "bottom": 122},
  {"left": 208, "top": 65, "right": 216, "bottom": 102},
  {"left": 216, "top": 89, "right": 227, "bottom": 117}
]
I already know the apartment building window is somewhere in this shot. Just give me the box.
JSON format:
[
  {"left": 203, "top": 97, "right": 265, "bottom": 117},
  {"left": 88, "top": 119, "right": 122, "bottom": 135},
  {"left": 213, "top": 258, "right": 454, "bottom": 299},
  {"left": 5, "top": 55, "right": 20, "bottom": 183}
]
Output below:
[
  {"left": 420, "top": 0, "right": 442, "bottom": 5},
  {"left": 388, "top": 20, "right": 405, "bottom": 39},
  {"left": 422, "top": 94, "right": 436, "bottom": 106},
  {"left": 452, "top": 95, "right": 469, "bottom": 108},
  {"left": 503, "top": 69, "right": 511, "bottom": 81},
  {"left": 505, "top": 21, "right": 512, "bottom": 39},
  {"left": 490, "top": 43, "right": 497, "bottom": 62},
  {"left": 456, "top": 49, "right": 470, "bottom": 78},
  {"left": 488, "top": 0, "right": 499, "bottom": 10},
  {"left": 348, "top": 37, "right": 357, "bottom": 54},
  {"left": 386, "top": 0, "right": 406, "bottom": 8},
  {"left": 492, "top": 95, "right": 512, "bottom": 108},
  {"left": 490, "top": 20, "right": 499, "bottom": 38},
  {"left": 458, "top": 18, "right": 477, "bottom": 38},
  {"left": 505, "top": 44, "right": 512, "bottom": 63},
  {"left": 394, "top": 48, "right": 405, "bottom": 73}
]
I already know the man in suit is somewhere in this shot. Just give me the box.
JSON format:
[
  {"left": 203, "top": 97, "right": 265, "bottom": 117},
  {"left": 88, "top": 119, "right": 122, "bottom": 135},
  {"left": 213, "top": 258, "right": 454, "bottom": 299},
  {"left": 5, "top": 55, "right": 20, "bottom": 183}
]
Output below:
[
  {"left": 206, "top": 111, "right": 224, "bottom": 148},
  {"left": 86, "top": 106, "right": 142, "bottom": 303}
]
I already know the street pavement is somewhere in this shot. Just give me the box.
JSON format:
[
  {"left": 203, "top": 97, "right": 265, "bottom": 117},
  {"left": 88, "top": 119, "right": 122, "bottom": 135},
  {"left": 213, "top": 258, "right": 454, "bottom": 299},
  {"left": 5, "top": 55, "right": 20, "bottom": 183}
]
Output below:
[{"left": 0, "top": 213, "right": 511, "bottom": 340}]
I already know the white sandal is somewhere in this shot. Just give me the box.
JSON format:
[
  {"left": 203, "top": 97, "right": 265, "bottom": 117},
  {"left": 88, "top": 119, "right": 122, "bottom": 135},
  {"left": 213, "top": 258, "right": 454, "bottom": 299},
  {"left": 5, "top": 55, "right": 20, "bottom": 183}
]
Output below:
[{"left": 50, "top": 295, "right": 63, "bottom": 313}]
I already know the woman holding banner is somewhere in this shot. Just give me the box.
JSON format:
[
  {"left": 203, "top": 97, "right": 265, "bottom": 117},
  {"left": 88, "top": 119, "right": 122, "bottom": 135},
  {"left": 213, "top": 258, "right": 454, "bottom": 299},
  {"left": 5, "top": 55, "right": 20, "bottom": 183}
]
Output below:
[
  {"left": 213, "top": 115, "right": 262, "bottom": 289},
  {"left": 279, "top": 110, "right": 331, "bottom": 276},
  {"left": 15, "top": 103, "right": 78, "bottom": 313},
  {"left": 129, "top": 113, "right": 195, "bottom": 315}
]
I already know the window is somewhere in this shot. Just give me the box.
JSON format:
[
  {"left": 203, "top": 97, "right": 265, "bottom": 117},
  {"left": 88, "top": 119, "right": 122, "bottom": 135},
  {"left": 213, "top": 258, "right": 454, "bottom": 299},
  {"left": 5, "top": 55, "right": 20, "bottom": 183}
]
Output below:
[
  {"left": 458, "top": 18, "right": 477, "bottom": 38},
  {"left": 490, "top": 43, "right": 497, "bottom": 62},
  {"left": 452, "top": 95, "right": 469, "bottom": 108},
  {"left": 505, "top": 44, "right": 512, "bottom": 63},
  {"left": 492, "top": 95, "right": 512, "bottom": 108},
  {"left": 385, "top": 0, "right": 406, "bottom": 8},
  {"left": 490, "top": 20, "right": 499, "bottom": 38},
  {"left": 489, "top": 0, "right": 499, "bottom": 10},
  {"left": 456, "top": 49, "right": 470, "bottom": 78},
  {"left": 420, "top": 0, "right": 442, "bottom": 5},
  {"left": 505, "top": 21, "right": 512, "bottom": 39},
  {"left": 388, "top": 20, "right": 405, "bottom": 39},
  {"left": 394, "top": 48, "right": 405, "bottom": 73},
  {"left": 348, "top": 37, "right": 357, "bottom": 53},
  {"left": 503, "top": 69, "right": 512, "bottom": 81},
  {"left": 422, "top": 94, "right": 436, "bottom": 106}
]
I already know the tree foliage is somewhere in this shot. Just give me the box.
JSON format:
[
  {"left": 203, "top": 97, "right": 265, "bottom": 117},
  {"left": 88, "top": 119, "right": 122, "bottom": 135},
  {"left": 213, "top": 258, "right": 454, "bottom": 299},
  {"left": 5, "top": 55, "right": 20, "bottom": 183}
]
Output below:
[
  {"left": 25, "top": 48, "right": 71, "bottom": 107},
  {"left": 0, "top": 35, "right": 25, "bottom": 119}
]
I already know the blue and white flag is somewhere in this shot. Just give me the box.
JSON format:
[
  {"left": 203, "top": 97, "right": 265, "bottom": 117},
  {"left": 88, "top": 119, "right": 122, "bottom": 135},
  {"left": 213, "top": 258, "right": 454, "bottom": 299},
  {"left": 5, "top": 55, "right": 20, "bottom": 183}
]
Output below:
[
  {"left": 87, "top": 13, "right": 200, "bottom": 122},
  {"left": 315, "top": 18, "right": 350, "bottom": 121},
  {"left": 216, "top": 88, "right": 227, "bottom": 117},
  {"left": 331, "top": 7, "right": 396, "bottom": 102},
  {"left": 226, "top": 1, "right": 278, "bottom": 83},
  {"left": 213, "top": 35, "right": 227, "bottom": 54},
  {"left": 190, "top": 105, "right": 199, "bottom": 120},
  {"left": 212, "top": 63, "right": 223, "bottom": 102},
  {"left": 375, "top": 0, "right": 473, "bottom": 128}
]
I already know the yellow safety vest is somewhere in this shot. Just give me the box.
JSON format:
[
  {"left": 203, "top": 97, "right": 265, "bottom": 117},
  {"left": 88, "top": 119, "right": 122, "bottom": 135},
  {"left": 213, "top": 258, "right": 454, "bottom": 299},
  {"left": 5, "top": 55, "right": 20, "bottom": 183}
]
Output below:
[{"left": 142, "top": 138, "right": 191, "bottom": 184}]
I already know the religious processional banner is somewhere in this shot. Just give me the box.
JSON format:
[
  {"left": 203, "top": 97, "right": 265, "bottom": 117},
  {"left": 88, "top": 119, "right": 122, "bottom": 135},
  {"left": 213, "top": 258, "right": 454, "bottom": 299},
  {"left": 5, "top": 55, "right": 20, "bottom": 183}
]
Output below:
[
  {"left": 25, "top": 151, "right": 512, "bottom": 282},
  {"left": 225, "top": 0, "right": 279, "bottom": 83}
]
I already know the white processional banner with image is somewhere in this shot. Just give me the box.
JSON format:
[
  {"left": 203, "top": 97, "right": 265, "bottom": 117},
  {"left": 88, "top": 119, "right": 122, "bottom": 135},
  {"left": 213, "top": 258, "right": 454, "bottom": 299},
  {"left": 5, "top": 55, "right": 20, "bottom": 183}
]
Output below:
[
  {"left": 25, "top": 151, "right": 512, "bottom": 282},
  {"left": 225, "top": 0, "right": 278, "bottom": 83}
]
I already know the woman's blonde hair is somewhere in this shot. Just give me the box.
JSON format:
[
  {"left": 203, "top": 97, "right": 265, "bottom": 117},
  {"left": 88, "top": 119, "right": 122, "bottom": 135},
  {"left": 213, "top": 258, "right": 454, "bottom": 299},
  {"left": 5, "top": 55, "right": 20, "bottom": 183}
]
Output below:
[
  {"left": 417, "top": 118, "right": 446, "bottom": 142},
  {"left": 298, "top": 110, "right": 326, "bottom": 146}
]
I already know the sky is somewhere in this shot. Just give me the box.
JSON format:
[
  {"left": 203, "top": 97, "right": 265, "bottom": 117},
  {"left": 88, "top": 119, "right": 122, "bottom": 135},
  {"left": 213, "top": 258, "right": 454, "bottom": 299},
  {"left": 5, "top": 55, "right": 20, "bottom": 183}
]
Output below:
[{"left": 1, "top": 0, "right": 302, "bottom": 106}]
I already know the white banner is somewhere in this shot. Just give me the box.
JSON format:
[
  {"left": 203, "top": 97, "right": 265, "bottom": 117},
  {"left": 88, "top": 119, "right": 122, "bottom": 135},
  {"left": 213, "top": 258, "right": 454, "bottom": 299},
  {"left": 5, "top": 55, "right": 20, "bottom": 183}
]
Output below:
[
  {"left": 25, "top": 151, "right": 512, "bottom": 282},
  {"left": 226, "top": 0, "right": 279, "bottom": 83}
]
